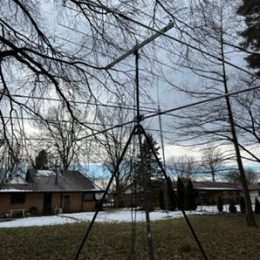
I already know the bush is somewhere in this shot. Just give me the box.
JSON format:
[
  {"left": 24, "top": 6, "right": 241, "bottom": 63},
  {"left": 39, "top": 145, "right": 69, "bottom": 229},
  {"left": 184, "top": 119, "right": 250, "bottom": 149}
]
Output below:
[
  {"left": 185, "top": 180, "right": 197, "bottom": 210},
  {"left": 229, "top": 199, "right": 237, "bottom": 213},
  {"left": 177, "top": 177, "right": 185, "bottom": 210},
  {"left": 29, "top": 206, "right": 38, "bottom": 216},
  {"left": 217, "top": 197, "right": 223, "bottom": 212},
  {"left": 166, "top": 176, "right": 177, "bottom": 211}
]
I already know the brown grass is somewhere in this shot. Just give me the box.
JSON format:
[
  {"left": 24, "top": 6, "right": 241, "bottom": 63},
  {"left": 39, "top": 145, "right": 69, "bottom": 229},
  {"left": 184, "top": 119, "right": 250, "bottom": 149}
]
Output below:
[{"left": 0, "top": 213, "right": 260, "bottom": 259}]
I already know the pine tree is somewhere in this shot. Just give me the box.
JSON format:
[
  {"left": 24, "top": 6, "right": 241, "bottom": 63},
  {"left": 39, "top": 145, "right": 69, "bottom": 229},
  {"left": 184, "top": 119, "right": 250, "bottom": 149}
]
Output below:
[
  {"left": 135, "top": 134, "right": 162, "bottom": 211},
  {"left": 240, "top": 196, "right": 246, "bottom": 214},
  {"left": 237, "top": 0, "right": 260, "bottom": 75},
  {"left": 137, "top": 134, "right": 162, "bottom": 179},
  {"left": 217, "top": 197, "right": 223, "bottom": 213},
  {"left": 166, "top": 176, "right": 177, "bottom": 211},
  {"left": 185, "top": 180, "right": 197, "bottom": 210},
  {"left": 35, "top": 150, "right": 48, "bottom": 170},
  {"left": 177, "top": 177, "right": 185, "bottom": 210}
]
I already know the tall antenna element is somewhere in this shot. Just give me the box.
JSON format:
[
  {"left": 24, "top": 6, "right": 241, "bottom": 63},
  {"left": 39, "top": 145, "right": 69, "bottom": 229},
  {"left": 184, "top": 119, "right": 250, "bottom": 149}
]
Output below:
[{"left": 134, "top": 49, "right": 154, "bottom": 260}]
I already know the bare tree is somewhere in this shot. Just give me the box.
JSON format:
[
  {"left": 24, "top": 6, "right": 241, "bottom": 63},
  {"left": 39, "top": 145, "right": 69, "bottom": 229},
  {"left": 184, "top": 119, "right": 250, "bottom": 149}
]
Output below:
[
  {"left": 95, "top": 105, "right": 134, "bottom": 207},
  {"left": 0, "top": 0, "right": 181, "bottom": 142},
  {"left": 168, "top": 155, "right": 198, "bottom": 179},
  {"left": 0, "top": 140, "right": 22, "bottom": 183},
  {"left": 232, "top": 77, "right": 260, "bottom": 163},
  {"left": 200, "top": 145, "right": 226, "bottom": 182},
  {"left": 0, "top": 2, "right": 191, "bottom": 191},
  {"left": 167, "top": 0, "right": 257, "bottom": 226},
  {"left": 33, "top": 104, "right": 84, "bottom": 172},
  {"left": 225, "top": 168, "right": 259, "bottom": 184}
]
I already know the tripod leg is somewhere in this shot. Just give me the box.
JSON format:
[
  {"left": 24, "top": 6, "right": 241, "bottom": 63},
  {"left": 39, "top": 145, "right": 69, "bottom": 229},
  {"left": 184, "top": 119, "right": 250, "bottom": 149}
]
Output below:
[
  {"left": 138, "top": 124, "right": 208, "bottom": 260},
  {"left": 74, "top": 125, "right": 138, "bottom": 260}
]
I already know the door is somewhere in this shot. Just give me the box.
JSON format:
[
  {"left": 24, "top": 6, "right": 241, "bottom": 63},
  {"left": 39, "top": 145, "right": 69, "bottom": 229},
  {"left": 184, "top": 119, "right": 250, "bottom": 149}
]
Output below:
[
  {"left": 43, "top": 193, "right": 52, "bottom": 214},
  {"left": 63, "top": 195, "right": 70, "bottom": 213}
]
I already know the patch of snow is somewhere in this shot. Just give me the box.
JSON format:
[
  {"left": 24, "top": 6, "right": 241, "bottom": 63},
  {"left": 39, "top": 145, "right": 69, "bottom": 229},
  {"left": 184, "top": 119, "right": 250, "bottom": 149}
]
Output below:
[
  {"left": 0, "top": 215, "right": 76, "bottom": 228},
  {"left": 9, "top": 176, "right": 27, "bottom": 184},
  {"left": 198, "top": 187, "right": 239, "bottom": 190},
  {"left": 36, "top": 170, "right": 56, "bottom": 177},
  {"left": 0, "top": 205, "right": 235, "bottom": 228}
]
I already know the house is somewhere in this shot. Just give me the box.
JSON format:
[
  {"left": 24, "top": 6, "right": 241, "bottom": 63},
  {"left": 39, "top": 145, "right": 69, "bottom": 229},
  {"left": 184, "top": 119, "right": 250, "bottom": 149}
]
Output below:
[
  {"left": 113, "top": 177, "right": 260, "bottom": 209},
  {"left": 172, "top": 179, "right": 260, "bottom": 205},
  {"left": 191, "top": 181, "right": 240, "bottom": 205},
  {"left": 0, "top": 169, "right": 103, "bottom": 217},
  {"left": 240, "top": 183, "right": 260, "bottom": 204},
  {"left": 114, "top": 178, "right": 170, "bottom": 209},
  {"left": 170, "top": 180, "right": 240, "bottom": 205}
]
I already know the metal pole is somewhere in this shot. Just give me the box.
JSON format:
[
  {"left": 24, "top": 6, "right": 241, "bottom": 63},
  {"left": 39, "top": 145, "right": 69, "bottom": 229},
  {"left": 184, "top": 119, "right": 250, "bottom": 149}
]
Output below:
[
  {"left": 139, "top": 124, "right": 208, "bottom": 260},
  {"left": 135, "top": 50, "right": 154, "bottom": 260},
  {"left": 74, "top": 126, "right": 138, "bottom": 260},
  {"left": 105, "top": 22, "right": 174, "bottom": 70}
]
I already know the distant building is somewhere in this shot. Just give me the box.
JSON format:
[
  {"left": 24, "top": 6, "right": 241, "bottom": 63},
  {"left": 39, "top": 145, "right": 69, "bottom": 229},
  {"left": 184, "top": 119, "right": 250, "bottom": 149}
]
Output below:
[
  {"left": 113, "top": 178, "right": 168, "bottom": 209},
  {"left": 0, "top": 169, "right": 103, "bottom": 217},
  {"left": 172, "top": 179, "right": 260, "bottom": 205}
]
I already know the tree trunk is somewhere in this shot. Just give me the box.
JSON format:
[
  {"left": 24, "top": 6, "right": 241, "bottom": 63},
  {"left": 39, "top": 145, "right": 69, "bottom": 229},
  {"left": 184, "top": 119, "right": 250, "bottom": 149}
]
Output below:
[
  {"left": 220, "top": 31, "right": 257, "bottom": 227},
  {"left": 115, "top": 171, "right": 122, "bottom": 208}
]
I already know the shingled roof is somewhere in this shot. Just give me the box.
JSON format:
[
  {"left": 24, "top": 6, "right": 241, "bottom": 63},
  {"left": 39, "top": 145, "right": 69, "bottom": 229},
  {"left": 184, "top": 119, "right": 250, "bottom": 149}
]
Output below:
[
  {"left": 0, "top": 169, "right": 100, "bottom": 193},
  {"left": 171, "top": 180, "right": 260, "bottom": 191}
]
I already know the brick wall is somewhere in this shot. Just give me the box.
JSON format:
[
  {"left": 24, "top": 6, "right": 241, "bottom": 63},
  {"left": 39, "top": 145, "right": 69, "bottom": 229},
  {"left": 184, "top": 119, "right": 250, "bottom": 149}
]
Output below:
[
  {"left": 0, "top": 192, "right": 97, "bottom": 216},
  {"left": 0, "top": 193, "right": 44, "bottom": 215}
]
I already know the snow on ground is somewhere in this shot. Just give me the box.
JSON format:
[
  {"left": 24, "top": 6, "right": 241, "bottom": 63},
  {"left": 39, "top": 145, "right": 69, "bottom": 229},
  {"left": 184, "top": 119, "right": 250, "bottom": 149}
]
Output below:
[{"left": 0, "top": 205, "right": 235, "bottom": 228}]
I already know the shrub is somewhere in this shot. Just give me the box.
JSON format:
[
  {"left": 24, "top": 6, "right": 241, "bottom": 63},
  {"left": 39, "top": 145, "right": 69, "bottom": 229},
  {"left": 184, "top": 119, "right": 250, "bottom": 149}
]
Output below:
[
  {"left": 166, "top": 176, "right": 177, "bottom": 211},
  {"left": 229, "top": 198, "right": 237, "bottom": 213},
  {"left": 29, "top": 206, "right": 38, "bottom": 216},
  {"left": 217, "top": 197, "right": 223, "bottom": 212},
  {"left": 177, "top": 177, "right": 185, "bottom": 210},
  {"left": 185, "top": 180, "right": 197, "bottom": 210}
]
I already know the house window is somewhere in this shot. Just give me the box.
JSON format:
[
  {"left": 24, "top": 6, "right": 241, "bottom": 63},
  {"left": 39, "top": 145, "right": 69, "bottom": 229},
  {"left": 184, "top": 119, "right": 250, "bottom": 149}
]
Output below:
[
  {"left": 11, "top": 193, "right": 25, "bottom": 204},
  {"left": 83, "top": 192, "right": 94, "bottom": 201}
]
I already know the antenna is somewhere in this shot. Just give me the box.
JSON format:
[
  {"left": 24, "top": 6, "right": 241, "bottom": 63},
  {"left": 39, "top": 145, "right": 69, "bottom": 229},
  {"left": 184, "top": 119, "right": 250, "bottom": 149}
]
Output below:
[{"left": 74, "top": 22, "right": 208, "bottom": 260}]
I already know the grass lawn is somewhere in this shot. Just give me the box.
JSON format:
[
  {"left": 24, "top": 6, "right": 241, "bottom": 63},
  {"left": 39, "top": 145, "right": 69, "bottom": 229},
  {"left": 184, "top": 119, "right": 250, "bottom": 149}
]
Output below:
[{"left": 0, "top": 214, "right": 260, "bottom": 259}]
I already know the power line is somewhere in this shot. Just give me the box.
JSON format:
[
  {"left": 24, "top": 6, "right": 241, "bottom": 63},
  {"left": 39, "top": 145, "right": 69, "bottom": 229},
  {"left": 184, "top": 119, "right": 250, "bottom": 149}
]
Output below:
[
  {"left": 145, "top": 84, "right": 260, "bottom": 120},
  {"left": 76, "top": 84, "right": 260, "bottom": 141},
  {"left": 5, "top": 93, "right": 157, "bottom": 113}
]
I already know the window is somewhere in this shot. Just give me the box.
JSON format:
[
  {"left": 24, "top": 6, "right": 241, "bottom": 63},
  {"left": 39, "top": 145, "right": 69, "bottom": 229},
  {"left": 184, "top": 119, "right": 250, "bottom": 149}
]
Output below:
[
  {"left": 83, "top": 192, "right": 94, "bottom": 201},
  {"left": 11, "top": 193, "right": 25, "bottom": 204}
]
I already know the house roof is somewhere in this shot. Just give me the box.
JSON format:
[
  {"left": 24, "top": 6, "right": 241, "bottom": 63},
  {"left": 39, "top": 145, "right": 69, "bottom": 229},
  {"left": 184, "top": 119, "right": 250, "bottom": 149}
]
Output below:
[
  {"left": 171, "top": 180, "right": 260, "bottom": 191},
  {"left": 8, "top": 175, "right": 28, "bottom": 184},
  {"left": 192, "top": 181, "right": 240, "bottom": 191},
  {"left": 0, "top": 169, "right": 101, "bottom": 193}
]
